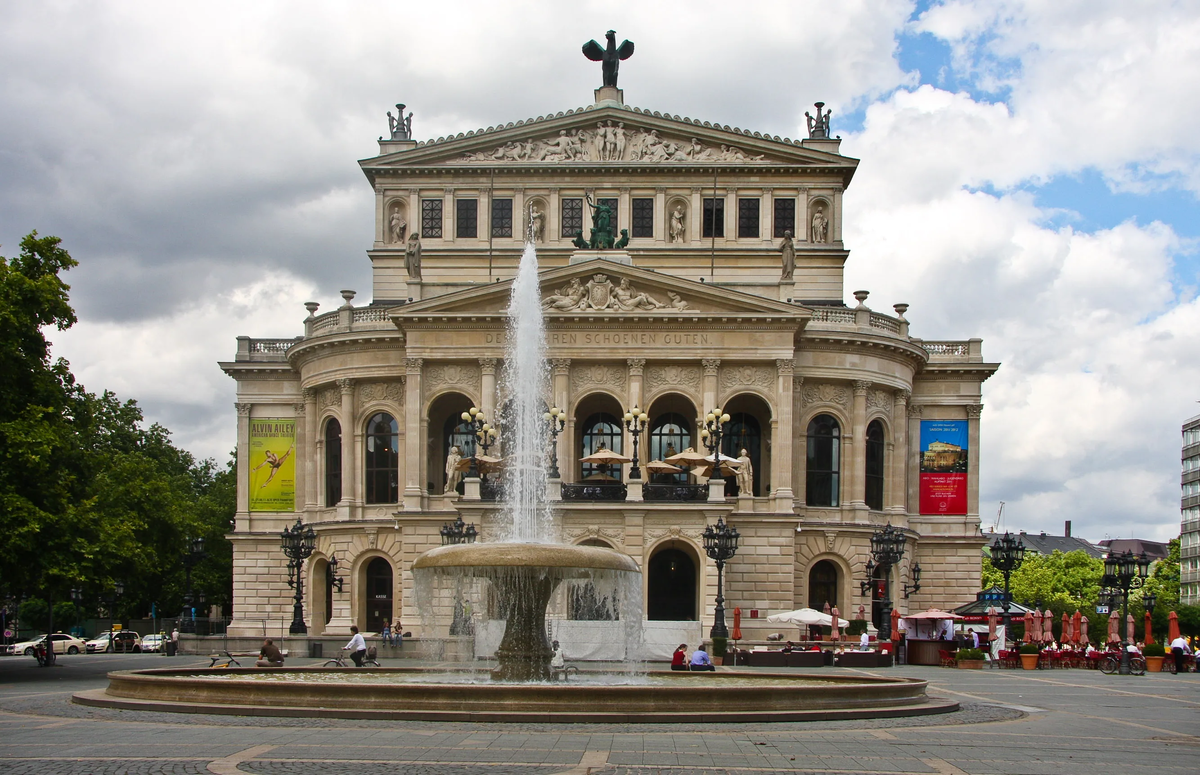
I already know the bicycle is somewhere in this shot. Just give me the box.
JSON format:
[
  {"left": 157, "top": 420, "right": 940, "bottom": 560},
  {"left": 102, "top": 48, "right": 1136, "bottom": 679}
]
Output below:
[
  {"left": 1099, "top": 654, "right": 1146, "bottom": 675},
  {"left": 323, "top": 648, "right": 380, "bottom": 668}
]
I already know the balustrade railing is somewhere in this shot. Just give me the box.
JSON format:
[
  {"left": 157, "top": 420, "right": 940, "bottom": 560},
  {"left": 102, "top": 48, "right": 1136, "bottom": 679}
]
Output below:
[
  {"left": 480, "top": 480, "right": 502, "bottom": 501},
  {"left": 249, "top": 338, "right": 296, "bottom": 354},
  {"left": 643, "top": 483, "right": 709, "bottom": 502},
  {"left": 561, "top": 483, "right": 628, "bottom": 502},
  {"left": 808, "top": 307, "right": 857, "bottom": 324}
]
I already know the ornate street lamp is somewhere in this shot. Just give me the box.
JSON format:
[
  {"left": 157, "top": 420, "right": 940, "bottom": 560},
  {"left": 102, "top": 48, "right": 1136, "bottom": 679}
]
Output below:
[
  {"left": 699, "top": 407, "right": 731, "bottom": 486},
  {"left": 1102, "top": 549, "right": 1151, "bottom": 675},
  {"left": 702, "top": 516, "right": 740, "bottom": 638},
  {"left": 543, "top": 406, "right": 566, "bottom": 478},
  {"left": 989, "top": 531, "right": 1026, "bottom": 638},
  {"left": 327, "top": 554, "right": 345, "bottom": 593},
  {"left": 280, "top": 519, "right": 317, "bottom": 635},
  {"left": 460, "top": 406, "right": 497, "bottom": 481},
  {"left": 623, "top": 405, "right": 649, "bottom": 480},
  {"left": 861, "top": 524, "right": 906, "bottom": 641},
  {"left": 903, "top": 563, "right": 922, "bottom": 599},
  {"left": 180, "top": 537, "right": 206, "bottom": 633},
  {"left": 440, "top": 515, "right": 478, "bottom": 546}
]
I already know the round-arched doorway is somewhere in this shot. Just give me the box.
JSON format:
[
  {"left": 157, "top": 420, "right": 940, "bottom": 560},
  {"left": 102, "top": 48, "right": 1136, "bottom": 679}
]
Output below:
[
  {"left": 363, "top": 557, "right": 394, "bottom": 633},
  {"left": 647, "top": 547, "right": 697, "bottom": 621},
  {"left": 808, "top": 559, "right": 839, "bottom": 612}
]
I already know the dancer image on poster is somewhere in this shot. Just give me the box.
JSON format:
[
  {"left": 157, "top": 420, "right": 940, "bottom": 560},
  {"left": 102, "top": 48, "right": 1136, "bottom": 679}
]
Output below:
[{"left": 253, "top": 445, "right": 294, "bottom": 489}]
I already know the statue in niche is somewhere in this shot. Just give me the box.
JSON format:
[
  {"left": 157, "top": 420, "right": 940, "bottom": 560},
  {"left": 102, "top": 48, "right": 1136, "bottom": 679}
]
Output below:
[
  {"left": 582, "top": 30, "right": 635, "bottom": 88},
  {"left": 811, "top": 207, "right": 828, "bottom": 244},
  {"left": 669, "top": 205, "right": 686, "bottom": 243},
  {"left": 543, "top": 278, "right": 587, "bottom": 311},
  {"left": 613, "top": 277, "right": 664, "bottom": 311},
  {"left": 388, "top": 103, "right": 413, "bottom": 140},
  {"left": 736, "top": 448, "right": 753, "bottom": 495},
  {"left": 404, "top": 232, "right": 422, "bottom": 280},
  {"left": 528, "top": 204, "right": 545, "bottom": 242},
  {"left": 444, "top": 446, "right": 463, "bottom": 494},
  {"left": 389, "top": 207, "right": 407, "bottom": 243},
  {"left": 779, "top": 230, "right": 795, "bottom": 281},
  {"left": 805, "top": 102, "right": 832, "bottom": 139}
]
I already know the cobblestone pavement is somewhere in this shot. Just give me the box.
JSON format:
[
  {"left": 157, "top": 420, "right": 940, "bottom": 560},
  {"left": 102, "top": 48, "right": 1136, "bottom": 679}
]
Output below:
[{"left": 1, "top": 653, "right": 1197, "bottom": 774}]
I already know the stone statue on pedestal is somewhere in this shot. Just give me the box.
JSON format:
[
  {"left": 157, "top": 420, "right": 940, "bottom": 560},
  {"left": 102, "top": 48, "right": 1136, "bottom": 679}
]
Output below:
[
  {"left": 405, "top": 232, "right": 422, "bottom": 280},
  {"left": 388, "top": 104, "right": 413, "bottom": 140},
  {"left": 736, "top": 449, "right": 753, "bottom": 495},
  {"left": 389, "top": 208, "right": 407, "bottom": 243},
  {"left": 805, "top": 102, "right": 831, "bottom": 139},
  {"left": 779, "top": 230, "right": 795, "bottom": 281},
  {"left": 669, "top": 206, "right": 686, "bottom": 243},
  {"left": 444, "top": 446, "right": 463, "bottom": 494},
  {"left": 811, "top": 208, "right": 828, "bottom": 244}
]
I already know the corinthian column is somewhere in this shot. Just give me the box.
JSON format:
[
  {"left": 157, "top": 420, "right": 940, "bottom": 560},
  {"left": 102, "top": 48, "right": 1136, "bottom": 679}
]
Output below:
[
  {"left": 849, "top": 380, "right": 871, "bottom": 510},
  {"left": 403, "top": 358, "right": 423, "bottom": 511},
  {"left": 772, "top": 359, "right": 795, "bottom": 511},
  {"left": 479, "top": 358, "right": 498, "bottom": 419},
  {"left": 552, "top": 359, "right": 571, "bottom": 481},
  {"left": 337, "top": 379, "right": 356, "bottom": 517},
  {"left": 966, "top": 404, "right": 983, "bottom": 518},
  {"left": 235, "top": 403, "right": 251, "bottom": 530},
  {"left": 889, "top": 390, "right": 910, "bottom": 516}
]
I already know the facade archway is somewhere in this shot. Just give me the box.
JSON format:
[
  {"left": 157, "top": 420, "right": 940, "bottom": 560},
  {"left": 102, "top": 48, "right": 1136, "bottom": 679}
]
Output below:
[
  {"left": 323, "top": 418, "right": 342, "bottom": 507},
  {"left": 574, "top": 392, "right": 625, "bottom": 483},
  {"left": 865, "top": 419, "right": 886, "bottom": 511},
  {"left": 720, "top": 393, "right": 772, "bottom": 496},
  {"left": 309, "top": 556, "right": 331, "bottom": 635},
  {"left": 647, "top": 543, "right": 699, "bottom": 621},
  {"left": 806, "top": 414, "right": 841, "bottom": 507},
  {"left": 364, "top": 413, "right": 399, "bottom": 504},
  {"left": 360, "top": 556, "right": 394, "bottom": 633},
  {"left": 647, "top": 393, "right": 696, "bottom": 483},
  {"left": 808, "top": 559, "right": 839, "bottom": 612},
  {"left": 427, "top": 392, "right": 474, "bottom": 495}
]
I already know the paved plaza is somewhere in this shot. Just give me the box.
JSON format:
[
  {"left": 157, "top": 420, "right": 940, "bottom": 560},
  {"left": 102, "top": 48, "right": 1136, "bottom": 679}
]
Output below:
[{"left": 0, "top": 654, "right": 1196, "bottom": 774}]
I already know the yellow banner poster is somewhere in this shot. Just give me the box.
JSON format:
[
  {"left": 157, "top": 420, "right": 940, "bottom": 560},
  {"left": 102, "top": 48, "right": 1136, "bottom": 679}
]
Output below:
[{"left": 249, "top": 418, "right": 296, "bottom": 512}]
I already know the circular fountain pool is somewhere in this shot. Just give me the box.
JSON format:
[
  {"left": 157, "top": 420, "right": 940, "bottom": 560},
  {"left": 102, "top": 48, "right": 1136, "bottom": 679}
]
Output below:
[{"left": 75, "top": 667, "right": 955, "bottom": 723}]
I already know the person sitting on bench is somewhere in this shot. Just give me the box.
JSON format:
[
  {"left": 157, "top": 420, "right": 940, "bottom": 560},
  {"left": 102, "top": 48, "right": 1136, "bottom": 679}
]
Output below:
[{"left": 256, "top": 638, "right": 284, "bottom": 667}]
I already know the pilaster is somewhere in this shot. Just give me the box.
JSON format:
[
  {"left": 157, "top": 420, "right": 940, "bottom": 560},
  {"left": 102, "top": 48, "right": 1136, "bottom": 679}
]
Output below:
[
  {"left": 337, "top": 379, "right": 357, "bottom": 519},
  {"left": 403, "top": 358, "right": 424, "bottom": 510},
  {"left": 849, "top": 380, "right": 871, "bottom": 510},
  {"left": 966, "top": 404, "right": 983, "bottom": 519},
  {"left": 702, "top": 358, "right": 720, "bottom": 414},
  {"left": 480, "top": 358, "right": 498, "bottom": 419},
  {"left": 294, "top": 395, "right": 309, "bottom": 518},
  {"left": 235, "top": 403, "right": 251, "bottom": 530},
  {"left": 907, "top": 403, "right": 923, "bottom": 513},
  {"left": 552, "top": 359, "right": 571, "bottom": 480},
  {"left": 772, "top": 358, "right": 795, "bottom": 510},
  {"left": 889, "top": 390, "right": 910, "bottom": 516}
]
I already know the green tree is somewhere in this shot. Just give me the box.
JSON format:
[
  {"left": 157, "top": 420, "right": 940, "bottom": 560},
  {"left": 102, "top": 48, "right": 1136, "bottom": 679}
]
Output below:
[{"left": 981, "top": 549, "right": 1105, "bottom": 616}]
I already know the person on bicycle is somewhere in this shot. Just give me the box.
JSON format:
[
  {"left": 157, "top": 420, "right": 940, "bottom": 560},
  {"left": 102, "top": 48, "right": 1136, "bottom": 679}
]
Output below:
[{"left": 343, "top": 626, "right": 368, "bottom": 667}]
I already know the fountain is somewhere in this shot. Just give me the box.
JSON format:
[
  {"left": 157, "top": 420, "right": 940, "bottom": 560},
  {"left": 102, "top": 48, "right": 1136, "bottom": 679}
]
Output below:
[{"left": 75, "top": 240, "right": 954, "bottom": 721}]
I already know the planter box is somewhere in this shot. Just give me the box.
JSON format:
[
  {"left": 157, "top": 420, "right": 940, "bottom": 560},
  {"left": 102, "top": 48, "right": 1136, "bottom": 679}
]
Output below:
[
  {"left": 1146, "top": 656, "right": 1164, "bottom": 673},
  {"left": 1020, "top": 653, "right": 1039, "bottom": 670},
  {"left": 956, "top": 659, "right": 985, "bottom": 670}
]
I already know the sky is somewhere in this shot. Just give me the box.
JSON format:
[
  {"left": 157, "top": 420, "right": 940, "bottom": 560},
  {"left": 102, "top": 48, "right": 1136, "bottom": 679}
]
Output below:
[{"left": 2, "top": 0, "right": 1197, "bottom": 543}]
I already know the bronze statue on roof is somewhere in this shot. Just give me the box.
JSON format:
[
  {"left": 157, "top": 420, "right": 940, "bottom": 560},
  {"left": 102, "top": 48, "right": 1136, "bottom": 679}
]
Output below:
[{"left": 583, "top": 30, "right": 634, "bottom": 88}]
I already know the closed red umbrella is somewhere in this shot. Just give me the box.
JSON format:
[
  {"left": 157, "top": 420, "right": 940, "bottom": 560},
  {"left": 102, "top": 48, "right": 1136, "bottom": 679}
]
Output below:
[
  {"left": 890, "top": 607, "right": 901, "bottom": 642},
  {"left": 1080, "top": 615, "right": 1089, "bottom": 645},
  {"left": 732, "top": 606, "right": 742, "bottom": 641},
  {"left": 1144, "top": 611, "right": 1154, "bottom": 646},
  {"left": 1072, "top": 610, "right": 1083, "bottom": 645},
  {"left": 1030, "top": 609, "right": 1043, "bottom": 642},
  {"left": 822, "top": 601, "right": 831, "bottom": 615},
  {"left": 1169, "top": 610, "right": 1181, "bottom": 643},
  {"left": 1043, "top": 609, "right": 1055, "bottom": 644},
  {"left": 987, "top": 606, "right": 997, "bottom": 642},
  {"left": 1061, "top": 612, "right": 1070, "bottom": 645},
  {"left": 857, "top": 604, "right": 866, "bottom": 622},
  {"left": 1023, "top": 611, "right": 1035, "bottom": 643},
  {"left": 1126, "top": 613, "right": 1135, "bottom": 644},
  {"left": 831, "top": 606, "right": 842, "bottom": 639},
  {"left": 1107, "top": 613, "right": 1120, "bottom": 645}
]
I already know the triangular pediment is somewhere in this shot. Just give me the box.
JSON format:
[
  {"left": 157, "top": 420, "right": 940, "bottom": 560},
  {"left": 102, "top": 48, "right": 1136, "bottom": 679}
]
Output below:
[
  {"left": 391, "top": 259, "right": 807, "bottom": 322},
  {"left": 362, "top": 105, "right": 856, "bottom": 173}
]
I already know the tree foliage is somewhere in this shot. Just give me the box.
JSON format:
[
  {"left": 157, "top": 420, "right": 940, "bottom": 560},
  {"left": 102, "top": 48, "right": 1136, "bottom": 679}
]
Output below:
[{"left": 1, "top": 232, "right": 234, "bottom": 630}]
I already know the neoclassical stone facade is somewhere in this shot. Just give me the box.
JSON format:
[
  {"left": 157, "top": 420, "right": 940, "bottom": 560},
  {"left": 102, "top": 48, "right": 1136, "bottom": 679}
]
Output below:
[{"left": 222, "top": 88, "right": 998, "bottom": 640}]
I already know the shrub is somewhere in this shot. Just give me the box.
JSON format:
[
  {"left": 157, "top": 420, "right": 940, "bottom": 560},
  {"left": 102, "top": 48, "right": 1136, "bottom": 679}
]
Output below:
[
  {"left": 1144, "top": 643, "right": 1166, "bottom": 657},
  {"left": 955, "top": 648, "right": 985, "bottom": 660},
  {"left": 845, "top": 619, "right": 869, "bottom": 636},
  {"left": 711, "top": 636, "right": 727, "bottom": 658},
  {"left": 1019, "top": 644, "right": 1040, "bottom": 655}
]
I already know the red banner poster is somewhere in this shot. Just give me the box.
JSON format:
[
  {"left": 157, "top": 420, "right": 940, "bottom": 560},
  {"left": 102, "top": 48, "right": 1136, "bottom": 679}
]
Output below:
[{"left": 919, "top": 420, "right": 968, "bottom": 515}]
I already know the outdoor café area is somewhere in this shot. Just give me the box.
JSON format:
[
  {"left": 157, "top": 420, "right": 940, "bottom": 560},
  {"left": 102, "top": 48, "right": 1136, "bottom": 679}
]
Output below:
[{"left": 722, "top": 605, "right": 895, "bottom": 668}]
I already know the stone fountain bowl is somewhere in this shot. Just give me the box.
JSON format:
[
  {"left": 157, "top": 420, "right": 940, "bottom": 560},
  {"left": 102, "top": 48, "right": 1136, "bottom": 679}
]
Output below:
[
  {"left": 412, "top": 541, "right": 640, "bottom": 576},
  {"left": 75, "top": 667, "right": 955, "bottom": 723}
]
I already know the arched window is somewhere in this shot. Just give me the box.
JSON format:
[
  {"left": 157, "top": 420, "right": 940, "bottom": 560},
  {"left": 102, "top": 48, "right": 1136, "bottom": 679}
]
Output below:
[
  {"left": 647, "top": 547, "right": 697, "bottom": 620},
  {"left": 865, "top": 419, "right": 885, "bottom": 511},
  {"left": 365, "top": 413, "right": 399, "bottom": 504},
  {"left": 720, "top": 412, "right": 762, "bottom": 496},
  {"left": 324, "top": 418, "right": 342, "bottom": 507},
  {"left": 442, "top": 415, "right": 477, "bottom": 494},
  {"left": 580, "top": 412, "right": 623, "bottom": 482},
  {"left": 808, "top": 560, "right": 839, "bottom": 611},
  {"left": 806, "top": 414, "right": 840, "bottom": 507},
  {"left": 649, "top": 413, "right": 691, "bottom": 483}
]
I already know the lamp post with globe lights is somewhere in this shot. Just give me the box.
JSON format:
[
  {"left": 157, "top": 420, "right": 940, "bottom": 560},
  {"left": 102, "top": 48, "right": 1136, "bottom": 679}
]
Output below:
[
  {"left": 861, "top": 524, "right": 906, "bottom": 641},
  {"left": 702, "top": 516, "right": 740, "bottom": 639},
  {"left": 280, "top": 519, "right": 317, "bottom": 635},
  {"left": 543, "top": 407, "right": 566, "bottom": 478},
  {"left": 461, "top": 406, "right": 497, "bottom": 481},
  {"left": 699, "top": 407, "right": 731, "bottom": 496},
  {"left": 1102, "top": 549, "right": 1151, "bottom": 675},
  {"left": 180, "top": 537, "right": 206, "bottom": 633},
  {"left": 623, "top": 405, "right": 649, "bottom": 480},
  {"left": 989, "top": 531, "right": 1026, "bottom": 639}
]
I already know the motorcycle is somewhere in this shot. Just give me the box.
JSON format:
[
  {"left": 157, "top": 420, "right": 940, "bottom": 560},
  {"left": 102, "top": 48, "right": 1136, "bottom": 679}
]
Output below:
[{"left": 31, "top": 636, "right": 55, "bottom": 667}]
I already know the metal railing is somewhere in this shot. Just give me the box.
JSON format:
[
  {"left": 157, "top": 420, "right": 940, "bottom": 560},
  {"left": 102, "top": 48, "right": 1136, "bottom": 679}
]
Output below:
[
  {"left": 561, "top": 483, "right": 628, "bottom": 501},
  {"left": 643, "top": 483, "right": 709, "bottom": 501}
]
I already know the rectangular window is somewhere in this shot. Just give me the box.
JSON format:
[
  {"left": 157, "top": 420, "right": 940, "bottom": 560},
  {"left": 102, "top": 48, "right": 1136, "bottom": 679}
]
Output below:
[
  {"left": 631, "top": 198, "right": 654, "bottom": 238},
  {"left": 702, "top": 198, "right": 725, "bottom": 238},
  {"left": 456, "top": 199, "right": 478, "bottom": 239},
  {"left": 598, "top": 198, "right": 619, "bottom": 232},
  {"left": 738, "top": 198, "right": 760, "bottom": 238},
  {"left": 774, "top": 198, "right": 796, "bottom": 238},
  {"left": 561, "top": 198, "right": 583, "bottom": 237},
  {"left": 421, "top": 199, "right": 443, "bottom": 238},
  {"left": 491, "top": 198, "right": 513, "bottom": 238}
]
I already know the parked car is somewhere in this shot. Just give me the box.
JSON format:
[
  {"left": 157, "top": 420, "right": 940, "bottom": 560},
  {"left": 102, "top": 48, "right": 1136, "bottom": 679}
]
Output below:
[
  {"left": 11, "top": 633, "right": 87, "bottom": 656},
  {"left": 140, "top": 633, "right": 164, "bottom": 653},
  {"left": 85, "top": 630, "right": 142, "bottom": 653}
]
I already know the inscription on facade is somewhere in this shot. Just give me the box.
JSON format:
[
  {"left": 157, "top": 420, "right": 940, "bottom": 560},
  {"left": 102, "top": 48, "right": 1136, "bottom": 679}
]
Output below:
[{"left": 547, "top": 331, "right": 711, "bottom": 347}]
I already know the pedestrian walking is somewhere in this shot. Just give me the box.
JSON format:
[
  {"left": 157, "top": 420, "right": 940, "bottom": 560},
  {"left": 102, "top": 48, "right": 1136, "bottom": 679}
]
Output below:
[{"left": 1170, "top": 634, "right": 1191, "bottom": 674}]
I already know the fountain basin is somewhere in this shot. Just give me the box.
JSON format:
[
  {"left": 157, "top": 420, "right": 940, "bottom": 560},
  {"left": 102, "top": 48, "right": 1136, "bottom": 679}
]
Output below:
[
  {"left": 75, "top": 667, "right": 955, "bottom": 723},
  {"left": 412, "top": 542, "right": 640, "bottom": 575}
]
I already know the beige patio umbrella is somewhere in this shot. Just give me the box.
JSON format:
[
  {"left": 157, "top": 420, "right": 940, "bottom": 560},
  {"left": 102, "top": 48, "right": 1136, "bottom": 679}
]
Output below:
[
  {"left": 664, "top": 447, "right": 710, "bottom": 466},
  {"left": 643, "top": 460, "right": 684, "bottom": 474},
  {"left": 454, "top": 454, "right": 505, "bottom": 474},
  {"left": 581, "top": 472, "right": 620, "bottom": 482},
  {"left": 579, "top": 448, "right": 632, "bottom": 465}
]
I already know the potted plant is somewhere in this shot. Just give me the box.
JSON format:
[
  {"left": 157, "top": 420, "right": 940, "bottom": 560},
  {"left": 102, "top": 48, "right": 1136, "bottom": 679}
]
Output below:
[
  {"left": 1019, "top": 643, "right": 1040, "bottom": 670},
  {"left": 1144, "top": 643, "right": 1166, "bottom": 672},
  {"left": 711, "top": 636, "right": 727, "bottom": 666},
  {"left": 955, "top": 648, "right": 986, "bottom": 669}
]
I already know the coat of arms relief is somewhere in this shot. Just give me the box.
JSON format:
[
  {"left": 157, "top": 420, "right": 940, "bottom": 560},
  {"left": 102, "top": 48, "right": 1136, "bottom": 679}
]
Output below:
[{"left": 542, "top": 274, "right": 690, "bottom": 312}]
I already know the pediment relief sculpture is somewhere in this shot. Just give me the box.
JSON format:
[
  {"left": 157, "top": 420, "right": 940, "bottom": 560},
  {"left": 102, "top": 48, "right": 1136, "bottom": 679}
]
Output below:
[
  {"left": 460, "top": 123, "right": 766, "bottom": 164},
  {"left": 542, "top": 274, "right": 689, "bottom": 312}
]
